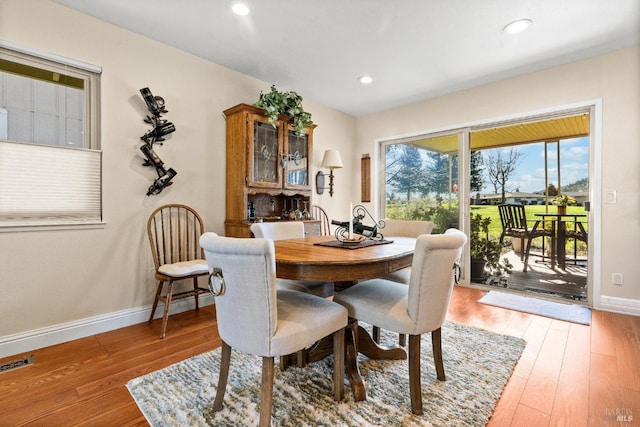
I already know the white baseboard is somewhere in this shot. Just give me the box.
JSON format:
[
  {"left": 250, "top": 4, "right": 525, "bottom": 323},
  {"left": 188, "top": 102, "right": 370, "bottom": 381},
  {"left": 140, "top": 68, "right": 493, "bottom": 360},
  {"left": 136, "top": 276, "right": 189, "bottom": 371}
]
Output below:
[
  {"left": 0, "top": 294, "right": 215, "bottom": 359},
  {"left": 596, "top": 295, "right": 640, "bottom": 317},
  {"left": 2, "top": 292, "right": 637, "bottom": 359}
]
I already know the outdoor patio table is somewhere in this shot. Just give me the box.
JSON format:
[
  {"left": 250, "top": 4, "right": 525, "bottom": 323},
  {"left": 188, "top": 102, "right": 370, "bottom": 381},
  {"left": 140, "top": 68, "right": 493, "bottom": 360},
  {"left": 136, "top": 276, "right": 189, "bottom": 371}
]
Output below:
[{"left": 535, "top": 212, "right": 587, "bottom": 270}]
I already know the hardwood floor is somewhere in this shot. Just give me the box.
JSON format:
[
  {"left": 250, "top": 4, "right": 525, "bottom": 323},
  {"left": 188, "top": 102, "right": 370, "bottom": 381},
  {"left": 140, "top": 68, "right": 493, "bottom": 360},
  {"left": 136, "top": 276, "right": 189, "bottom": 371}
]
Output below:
[{"left": 1, "top": 286, "right": 638, "bottom": 426}]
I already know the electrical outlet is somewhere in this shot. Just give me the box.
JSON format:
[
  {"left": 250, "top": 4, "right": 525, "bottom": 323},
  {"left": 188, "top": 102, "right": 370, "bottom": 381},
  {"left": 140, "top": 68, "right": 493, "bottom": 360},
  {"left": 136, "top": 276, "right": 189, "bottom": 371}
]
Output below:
[{"left": 612, "top": 273, "right": 624, "bottom": 285}]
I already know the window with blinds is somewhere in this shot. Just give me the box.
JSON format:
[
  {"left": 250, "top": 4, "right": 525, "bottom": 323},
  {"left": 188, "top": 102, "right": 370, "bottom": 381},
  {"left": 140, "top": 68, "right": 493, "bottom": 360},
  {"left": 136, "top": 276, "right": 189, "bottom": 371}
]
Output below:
[{"left": 0, "top": 42, "right": 102, "bottom": 228}]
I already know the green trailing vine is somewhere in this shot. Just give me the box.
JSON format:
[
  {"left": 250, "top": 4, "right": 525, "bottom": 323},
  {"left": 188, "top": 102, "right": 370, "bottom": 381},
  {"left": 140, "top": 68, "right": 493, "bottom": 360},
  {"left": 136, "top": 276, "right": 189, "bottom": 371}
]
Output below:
[{"left": 254, "top": 85, "right": 313, "bottom": 135}]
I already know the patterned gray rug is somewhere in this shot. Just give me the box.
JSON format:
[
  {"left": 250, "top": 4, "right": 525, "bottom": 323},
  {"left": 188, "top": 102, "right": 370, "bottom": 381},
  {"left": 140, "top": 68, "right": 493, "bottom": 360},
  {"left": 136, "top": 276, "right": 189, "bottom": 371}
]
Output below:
[{"left": 127, "top": 322, "right": 525, "bottom": 426}]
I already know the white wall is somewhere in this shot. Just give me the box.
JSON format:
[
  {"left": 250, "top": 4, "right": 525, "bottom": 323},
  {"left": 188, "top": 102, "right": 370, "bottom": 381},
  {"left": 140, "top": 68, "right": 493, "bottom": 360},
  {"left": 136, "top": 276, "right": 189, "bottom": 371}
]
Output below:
[
  {"left": 0, "top": 0, "right": 637, "bottom": 357},
  {"left": 355, "top": 46, "right": 640, "bottom": 312},
  {"left": 0, "top": 0, "right": 356, "bottom": 355}
]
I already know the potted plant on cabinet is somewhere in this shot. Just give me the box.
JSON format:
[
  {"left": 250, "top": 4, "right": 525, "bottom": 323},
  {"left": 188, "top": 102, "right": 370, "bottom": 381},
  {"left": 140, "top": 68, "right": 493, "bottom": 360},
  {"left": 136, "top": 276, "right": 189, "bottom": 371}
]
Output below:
[
  {"left": 552, "top": 194, "right": 576, "bottom": 215},
  {"left": 470, "top": 213, "right": 513, "bottom": 285},
  {"left": 254, "top": 85, "right": 314, "bottom": 135}
]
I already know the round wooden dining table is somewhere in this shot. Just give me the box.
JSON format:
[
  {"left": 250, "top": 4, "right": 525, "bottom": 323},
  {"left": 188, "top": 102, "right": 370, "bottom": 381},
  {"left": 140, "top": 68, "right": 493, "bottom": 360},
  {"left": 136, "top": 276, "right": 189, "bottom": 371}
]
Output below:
[
  {"left": 273, "top": 235, "right": 416, "bottom": 401},
  {"left": 274, "top": 235, "right": 415, "bottom": 284}
]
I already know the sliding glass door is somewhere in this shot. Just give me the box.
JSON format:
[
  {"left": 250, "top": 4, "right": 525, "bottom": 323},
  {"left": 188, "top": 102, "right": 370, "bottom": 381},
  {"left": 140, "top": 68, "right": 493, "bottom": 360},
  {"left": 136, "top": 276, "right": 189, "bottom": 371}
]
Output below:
[
  {"left": 380, "top": 129, "right": 469, "bottom": 283},
  {"left": 379, "top": 107, "right": 593, "bottom": 298}
]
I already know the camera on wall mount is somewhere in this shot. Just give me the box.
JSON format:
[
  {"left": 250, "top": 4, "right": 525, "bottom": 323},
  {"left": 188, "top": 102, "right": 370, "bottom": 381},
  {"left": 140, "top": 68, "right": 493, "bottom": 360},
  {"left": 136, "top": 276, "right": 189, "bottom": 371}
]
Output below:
[{"left": 138, "top": 87, "right": 177, "bottom": 196}]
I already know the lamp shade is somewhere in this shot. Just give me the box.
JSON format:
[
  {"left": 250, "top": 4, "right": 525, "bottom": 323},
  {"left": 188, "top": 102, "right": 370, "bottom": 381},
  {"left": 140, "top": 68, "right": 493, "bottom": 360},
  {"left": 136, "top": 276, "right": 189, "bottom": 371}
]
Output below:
[{"left": 321, "top": 149, "right": 343, "bottom": 169}]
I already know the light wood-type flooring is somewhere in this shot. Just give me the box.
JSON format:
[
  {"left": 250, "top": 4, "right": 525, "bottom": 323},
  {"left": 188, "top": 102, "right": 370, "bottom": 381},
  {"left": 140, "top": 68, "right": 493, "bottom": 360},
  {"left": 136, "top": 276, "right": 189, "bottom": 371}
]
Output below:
[{"left": 1, "top": 286, "right": 638, "bottom": 426}]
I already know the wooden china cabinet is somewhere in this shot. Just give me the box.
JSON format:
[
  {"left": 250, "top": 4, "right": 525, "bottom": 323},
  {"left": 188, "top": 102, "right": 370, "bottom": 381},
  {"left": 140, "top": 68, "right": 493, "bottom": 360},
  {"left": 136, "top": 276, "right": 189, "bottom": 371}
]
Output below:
[{"left": 224, "top": 103, "right": 320, "bottom": 237}]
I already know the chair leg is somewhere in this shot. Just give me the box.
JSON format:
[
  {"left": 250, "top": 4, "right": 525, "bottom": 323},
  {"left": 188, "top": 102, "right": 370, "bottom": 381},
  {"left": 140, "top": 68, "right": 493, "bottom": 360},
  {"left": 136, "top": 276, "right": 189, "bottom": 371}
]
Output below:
[
  {"left": 212, "top": 341, "right": 231, "bottom": 412},
  {"left": 408, "top": 334, "right": 423, "bottom": 415},
  {"left": 333, "top": 328, "right": 345, "bottom": 401},
  {"left": 372, "top": 326, "right": 381, "bottom": 343},
  {"left": 148, "top": 280, "right": 164, "bottom": 323},
  {"left": 279, "top": 355, "right": 290, "bottom": 371},
  {"left": 193, "top": 277, "right": 200, "bottom": 310},
  {"left": 523, "top": 238, "right": 534, "bottom": 272},
  {"left": 399, "top": 333, "right": 406, "bottom": 347},
  {"left": 296, "top": 349, "right": 306, "bottom": 367},
  {"left": 159, "top": 282, "right": 174, "bottom": 339},
  {"left": 432, "top": 327, "right": 445, "bottom": 381},
  {"left": 259, "top": 357, "right": 275, "bottom": 427}
]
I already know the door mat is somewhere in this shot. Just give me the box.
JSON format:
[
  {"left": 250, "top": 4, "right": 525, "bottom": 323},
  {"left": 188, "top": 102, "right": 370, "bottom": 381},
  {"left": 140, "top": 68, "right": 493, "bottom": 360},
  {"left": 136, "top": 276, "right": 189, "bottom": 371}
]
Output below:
[{"left": 479, "top": 291, "right": 591, "bottom": 325}]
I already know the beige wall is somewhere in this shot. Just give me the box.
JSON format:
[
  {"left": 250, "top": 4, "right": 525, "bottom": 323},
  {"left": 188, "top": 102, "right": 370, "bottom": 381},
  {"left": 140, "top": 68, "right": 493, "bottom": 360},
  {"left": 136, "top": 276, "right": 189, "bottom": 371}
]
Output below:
[
  {"left": 0, "top": 0, "right": 356, "bottom": 340},
  {"left": 0, "top": 0, "right": 637, "bottom": 351},
  {"left": 356, "top": 46, "right": 640, "bottom": 306}
]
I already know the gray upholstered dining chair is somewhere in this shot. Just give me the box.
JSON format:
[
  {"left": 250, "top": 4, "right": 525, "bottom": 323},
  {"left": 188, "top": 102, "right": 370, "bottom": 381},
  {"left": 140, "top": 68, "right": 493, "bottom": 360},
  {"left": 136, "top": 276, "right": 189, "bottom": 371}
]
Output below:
[
  {"left": 250, "top": 221, "right": 334, "bottom": 298},
  {"left": 199, "top": 233, "right": 347, "bottom": 427},
  {"left": 249, "top": 221, "right": 304, "bottom": 240},
  {"left": 374, "top": 219, "right": 434, "bottom": 345},
  {"left": 379, "top": 219, "right": 434, "bottom": 284},
  {"left": 333, "top": 228, "right": 467, "bottom": 415}
]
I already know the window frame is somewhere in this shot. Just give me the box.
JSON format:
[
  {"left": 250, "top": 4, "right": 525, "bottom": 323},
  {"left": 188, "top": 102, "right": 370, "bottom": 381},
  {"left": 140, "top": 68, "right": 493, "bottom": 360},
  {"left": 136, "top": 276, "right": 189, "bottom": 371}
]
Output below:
[{"left": 0, "top": 41, "right": 103, "bottom": 231}]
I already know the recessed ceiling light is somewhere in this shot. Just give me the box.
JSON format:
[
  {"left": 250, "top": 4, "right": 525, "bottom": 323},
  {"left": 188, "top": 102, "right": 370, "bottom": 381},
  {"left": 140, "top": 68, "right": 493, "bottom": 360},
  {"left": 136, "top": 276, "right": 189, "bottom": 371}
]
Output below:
[
  {"left": 503, "top": 19, "right": 532, "bottom": 35},
  {"left": 231, "top": 2, "right": 250, "bottom": 16},
  {"left": 358, "top": 75, "right": 373, "bottom": 85}
]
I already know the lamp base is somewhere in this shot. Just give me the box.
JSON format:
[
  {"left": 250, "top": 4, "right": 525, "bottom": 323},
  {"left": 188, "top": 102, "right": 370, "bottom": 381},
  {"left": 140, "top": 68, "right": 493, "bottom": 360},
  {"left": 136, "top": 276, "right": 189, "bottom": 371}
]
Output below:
[{"left": 328, "top": 170, "right": 335, "bottom": 197}]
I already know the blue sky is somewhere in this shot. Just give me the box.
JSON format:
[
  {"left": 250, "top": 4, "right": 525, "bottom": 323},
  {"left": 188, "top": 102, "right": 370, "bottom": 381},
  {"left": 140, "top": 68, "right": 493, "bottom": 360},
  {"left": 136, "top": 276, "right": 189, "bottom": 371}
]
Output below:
[{"left": 482, "top": 137, "right": 590, "bottom": 194}]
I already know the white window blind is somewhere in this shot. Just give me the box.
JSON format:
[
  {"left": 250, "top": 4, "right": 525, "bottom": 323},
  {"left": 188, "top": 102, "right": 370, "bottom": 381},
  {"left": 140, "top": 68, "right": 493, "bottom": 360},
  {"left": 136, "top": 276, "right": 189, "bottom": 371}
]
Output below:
[
  {"left": 0, "top": 140, "right": 102, "bottom": 226},
  {"left": 0, "top": 41, "right": 102, "bottom": 229}
]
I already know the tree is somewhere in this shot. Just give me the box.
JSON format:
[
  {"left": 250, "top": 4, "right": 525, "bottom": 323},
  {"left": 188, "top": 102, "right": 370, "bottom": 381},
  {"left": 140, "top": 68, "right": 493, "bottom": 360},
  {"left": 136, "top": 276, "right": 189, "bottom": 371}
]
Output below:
[
  {"left": 470, "top": 151, "right": 484, "bottom": 192},
  {"left": 385, "top": 144, "right": 427, "bottom": 201},
  {"left": 424, "top": 151, "right": 457, "bottom": 196},
  {"left": 484, "top": 147, "right": 523, "bottom": 203}
]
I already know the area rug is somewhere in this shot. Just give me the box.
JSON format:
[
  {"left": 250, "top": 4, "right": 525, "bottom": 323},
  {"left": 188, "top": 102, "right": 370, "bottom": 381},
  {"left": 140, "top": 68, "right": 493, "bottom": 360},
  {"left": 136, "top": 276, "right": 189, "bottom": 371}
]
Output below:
[
  {"left": 479, "top": 291, "right": 591, "bottom": 325},
  {"left": 127, "top": 322, "right": 525, "bottom": 426}
]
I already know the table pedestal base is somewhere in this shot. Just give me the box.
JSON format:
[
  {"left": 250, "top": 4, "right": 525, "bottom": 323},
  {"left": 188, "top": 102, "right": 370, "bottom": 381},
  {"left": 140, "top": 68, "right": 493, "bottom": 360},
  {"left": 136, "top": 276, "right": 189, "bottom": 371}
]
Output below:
[
  {"left": 346, "top": 319, "right": 407, "bottom": 401},
  {"left": 284, "top": 318, "right": 407, "bottom": 401}
]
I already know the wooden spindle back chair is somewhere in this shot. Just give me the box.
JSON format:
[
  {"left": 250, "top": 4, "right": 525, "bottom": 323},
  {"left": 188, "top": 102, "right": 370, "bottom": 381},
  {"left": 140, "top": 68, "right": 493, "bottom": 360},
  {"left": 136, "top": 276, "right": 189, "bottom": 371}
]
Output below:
[
  {"left": 147, "top": 204, "right": 209, "bottom": 338},
  {"left": 311, "top": 204, "right": 331, "bottom": 236}
]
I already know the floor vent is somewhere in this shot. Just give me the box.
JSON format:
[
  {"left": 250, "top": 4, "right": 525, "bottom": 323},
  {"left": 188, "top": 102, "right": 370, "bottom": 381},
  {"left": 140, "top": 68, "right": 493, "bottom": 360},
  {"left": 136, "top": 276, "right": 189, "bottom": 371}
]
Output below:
[{"left": 0, "top": 354, "right": 34, "bottom": 373}]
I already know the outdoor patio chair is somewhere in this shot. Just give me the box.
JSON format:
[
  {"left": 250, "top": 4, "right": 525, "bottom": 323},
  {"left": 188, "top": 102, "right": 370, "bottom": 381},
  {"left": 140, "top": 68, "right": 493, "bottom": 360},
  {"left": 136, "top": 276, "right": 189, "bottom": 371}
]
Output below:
[
  {"left": 498, "top": 204, "right": 552, "bottom": 272},
  {"left": 565, "top": 220, "right": 588, "bottom": 264}
]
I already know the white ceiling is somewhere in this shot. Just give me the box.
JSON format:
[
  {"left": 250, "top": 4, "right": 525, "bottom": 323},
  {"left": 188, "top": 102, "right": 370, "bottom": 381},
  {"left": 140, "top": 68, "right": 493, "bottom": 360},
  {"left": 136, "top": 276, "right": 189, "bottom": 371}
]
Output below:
[{"left": 53, "top": 0, "right": 639, "bottom": 116}]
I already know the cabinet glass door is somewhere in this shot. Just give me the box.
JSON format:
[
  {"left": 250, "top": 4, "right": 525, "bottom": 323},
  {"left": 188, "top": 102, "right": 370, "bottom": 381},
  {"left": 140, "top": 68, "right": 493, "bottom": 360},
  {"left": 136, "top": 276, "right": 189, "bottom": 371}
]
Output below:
[
  {"left": 251, "top": 120, "right": 281, "bottom": 187},
  {"left": 284, "top": 129, "right": 310, "bottom": 188}
]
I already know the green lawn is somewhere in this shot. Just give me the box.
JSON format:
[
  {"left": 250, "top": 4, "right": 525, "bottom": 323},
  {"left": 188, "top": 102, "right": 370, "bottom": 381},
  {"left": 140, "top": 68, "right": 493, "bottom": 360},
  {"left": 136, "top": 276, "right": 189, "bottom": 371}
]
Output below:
[
  {"left": 470, "top": 204, "right": 588, "bottom": 239},
  {"left": 470, "top": 204, "right": 588, "bottom": 255},
  {"left": 387, "top": 201, "right": 587, "bottom": 255}
]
